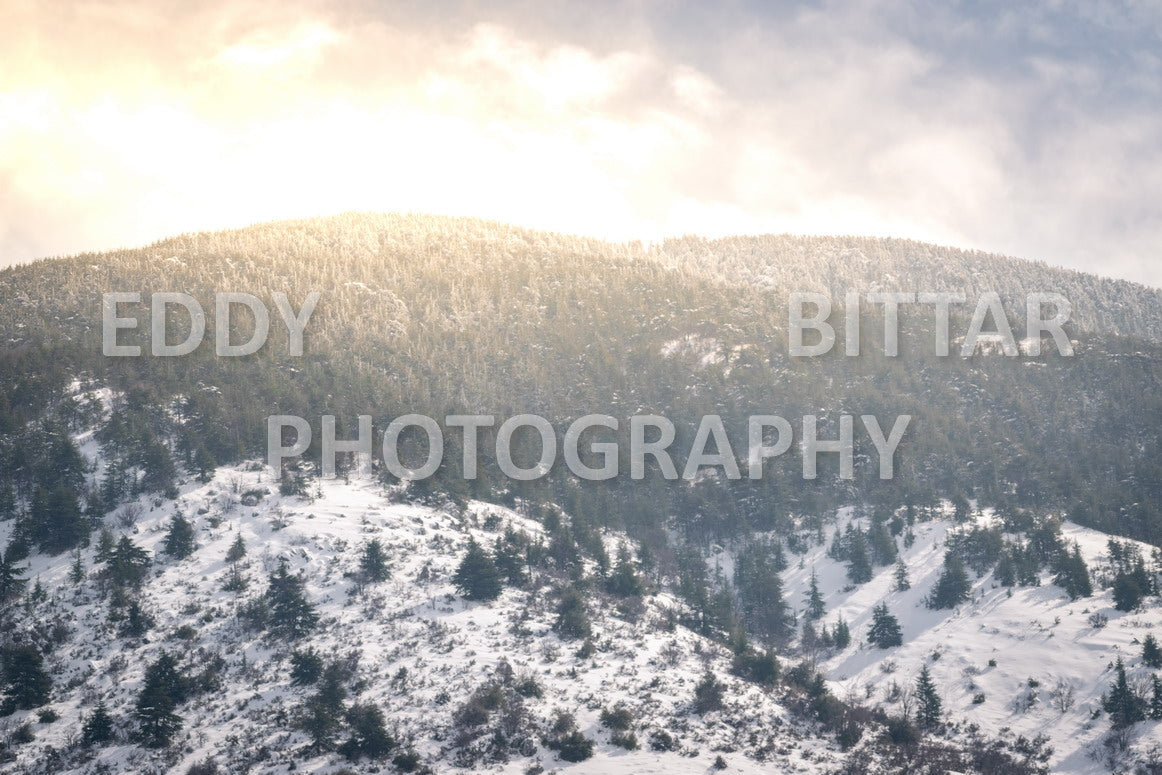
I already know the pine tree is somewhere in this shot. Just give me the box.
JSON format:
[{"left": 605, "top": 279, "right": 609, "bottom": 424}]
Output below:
[
  {"left": 1015, "top": 542, "right": 1042, "bottom": 587},
  {"left": 452, "top": 540, "right": 502, "bottom": 601},
  {"left": 735, "top": 648, "right": 780, "bottom": 686},
  {"left": 1070, "top": 544, "right": 1093, "bottom": 597},
  {"left": 100, "top": 458, "right": 128, "bottom": 508},
  {"left": 338, "top": 702, "right": 395, "bottom": 761},
  {"left": 832, "top": 615, "right": 851, "bottom": 649},
  {"left": 300, "top": 662, "right": 347, "bottom": 751},
  {"left": 674, "top": 543, "right": 712, "bottom": 632},
  {"left": 163, "top": 514, "right": 196, "bottom": 559},
  {"left": 266, "top": 559, "right": 319, "bottom": 639},
  {"left": 104, "top": 536, "right": 151, "bottom": 587},
  {"left": 222, "top": 563, "right": 248, "bottom": 593},
  {"left": 846, "top": 530, "right": 873, "bottom": 585},
  {"left": 553, "top": 587, "right": 592, "bottom": 641},
  {"left": 69, "top": 549, "right": 86, "bottom": 585},
  {"left": 893, "top": 558, "right": 911, "bottom": 591},
  {"left": 81, "top": 700, "right": 115, "bottom": 746},
  {"left": 290, "top": 648, "right": 324, "bottom": 685},
  {"left": 3, "top": 525, "right": 31, "bottom": 564},
  {"left": 94, "top": 529, "right": 115, "bottom": 563},
  {"left": 869, "top": 520, "right": 898, "bottom": 566},
  {"left": 119, "top": 599, "right": 151, "bottom": 638},
  {"left": 1114, "top": 571, "right": 1145, "bottom": 612},
  {"left": 995, "top": 549, "right": 1016, "bottom": 587},
  {"left": 1103, "top": 657, "right": 1145, "bottom": 729},
  {"left": 83, "top": 490, "right": 108, "bottom": 527},
  {"left": 39, "top": 425, "right": 86, "bottom": 492},
  {"left": 606, "top": 545, "right": 643, "bottom": 597},
  {"left": 193, "top": 445, "right": 217, "bottom": 484},
  {"left": 139, "top": 437, "right": 177, "bottom": 495},
  {"left": 225, "top": 533, "right": 247, "bottom": 563},
  {"left": 867, "top": 602, "right": 903, "bottom": 648},
  {"left": 1144, "top": 634, "right": 1162, "bottom": 669},
  {"left": 692, "top": 670, "right": 725, "bottom": 714},
  {"left": 359, "top": 539, "right": 390, "bottom": 583},
  {"left": 801, "top": 620, "right": 819, "bottom": 652},
  {"left": 0, "top": 644, "right": 52, "bottom": 714},
  {"left": 927, "top": 550, "right": 971, "bottom": 609},
  {"left": 804, "top": 570, "right": 825, "bottom": 621},
  {"left": 29, "top": 484, "right": 88, "bottom": 555},
  {"left": 0, "top": 481, "right": 15, "bottom": 521},
  {"left": 135, "top": 652, "right": 187, "bottom": 747},
  {"left": 915, "top": 665, "right": 942, "bottom": 730},
  {"left": 493, "top": 533, "right": 529, "bottom": 588},
  {"left": 734, "top": 542, "right": 794, "bottom": 641},
  {"left": 1053, "top": 543, "right": 1092, "bottom": 600},
  {"left": 0, "top": 553, "right": 25, "bottom": 603}
]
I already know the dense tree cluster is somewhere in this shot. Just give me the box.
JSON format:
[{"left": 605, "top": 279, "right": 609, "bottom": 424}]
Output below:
[{"left": 1, "top": 213, "right": 1161, "bottom": 564}]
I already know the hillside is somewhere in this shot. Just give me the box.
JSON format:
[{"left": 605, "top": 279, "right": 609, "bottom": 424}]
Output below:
[
  {"left": 0, "top": 214, "right": 1160, "bottom": 546},
  {"left": 774, "top": 509, "right": 1162, "bottom": 772},
  {"left": 0, "top": 384, "right": 984, "bottom": 775},
  {"left": 1, "top": 215, "right": 1162, "bottom": 773},
  {"left": 0, "top": 460, "right": 837, "bottom": 775},
  {"left": 0, "top": 382, "right": 1148, "bottom": 774}
]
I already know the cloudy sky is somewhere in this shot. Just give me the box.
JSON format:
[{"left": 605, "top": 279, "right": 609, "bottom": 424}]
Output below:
[{"left": 2, "top": 0, "right": 1161, "bottom": 285}]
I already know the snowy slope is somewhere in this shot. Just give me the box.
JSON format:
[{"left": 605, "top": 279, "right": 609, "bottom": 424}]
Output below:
[
  {"left": 0, "top": 462, "right": 842, "bottom": 775},
  {"left": 776, "top": 509, "right": 1162, "bottom": 774}
]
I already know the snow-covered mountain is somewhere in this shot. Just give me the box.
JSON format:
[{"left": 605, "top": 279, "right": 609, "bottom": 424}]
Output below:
[
  {"left": 0, "top": 388, "right": 843, "bottom": 774},
  {"left": 2, "top": 216, "right": 1161, "bottom": 775},
  {"left": 0, "top": 386, "right": 1070, "bottom": 775},
  {"left": 775, "top": 509, "right": 1162, "bottom": 773}
]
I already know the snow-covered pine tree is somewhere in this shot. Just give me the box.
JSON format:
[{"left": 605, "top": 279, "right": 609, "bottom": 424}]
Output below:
[
  {"left": 452, "top": 539, "right": 502, "bottom": 601},
  {"left": 338, "top": 702, "right": 394, "bottom": 761},
  {"left": 833, "top": 615, "right": 852, "bottom": 649},
  {"left": 163, "top": 514, "right": 196, "bottom": 559},
  {"left": 0, "top": 644, "right": 52, "bottom": 714},
  {"left": 893, "top": 557, "right": 910, "bottom": 591},
  {"left": 359, "top": 538, "right": 390, "bottom": 583},
  {"left": 846, "top": 530, "right": 873, "bottom": 585},
  {"left": 135, "top": 652, "right": 188, "bottom": 748},
  {"left": 805, "top": 569, "right": 826, "bottom": 621},
  {"left": 553, "top": 586, "right": 592, "bottom": 640},
  {"left": 265, "top": 559, "right": 319, "bottom": 639},
  {"left": 225, "top": 533, "right": 247, "bottom": 563},
  {"left": 915, "top": 665, "right": 942, "bottom": 730},
  {"left": 1143, "top": 633, "right": 1162, "bottom": 669},
  {"left": 81, "top": 700, "right": 115, "bottom": 746},
  {"left": 867, "top": 602, "right": 903, "bottom": 648},
  {"left": 1103, "top": 657, "right": 1145, "bottom": 729},
  {"left": 927, "top": 550, "right": 971, "bottom": 609}
]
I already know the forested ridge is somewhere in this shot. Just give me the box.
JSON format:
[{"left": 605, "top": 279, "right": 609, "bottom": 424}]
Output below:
[{"left": 1, "top": 212, "right": 1161, "bottom": 551}]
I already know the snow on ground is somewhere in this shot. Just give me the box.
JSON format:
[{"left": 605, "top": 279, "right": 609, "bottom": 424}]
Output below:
[
  {"left": 7, "top": 385, "right": 1155, "bottom": 773},
  {"left": 775, "top": 509, "right": 1162, "bottom": 773},
  {"left": 0, "top": 463, "right": 840, "bottom": 775}
]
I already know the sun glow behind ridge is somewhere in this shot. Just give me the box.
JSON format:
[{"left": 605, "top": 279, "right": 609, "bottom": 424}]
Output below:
[
  {"left": 0, "top": 2, "right": 965, "bottom": 263},
  {"left": 3, "top": 0, "right": 1161, "bottom": 285}
]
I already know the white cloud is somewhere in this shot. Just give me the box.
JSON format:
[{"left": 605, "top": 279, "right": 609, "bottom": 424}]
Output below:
[
  {"left": 210, "top": 22, "right": 342, "bottom": 73},
  {"left": 0, "top": 0, "right": 1159, "bottom": 287}
]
